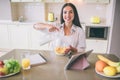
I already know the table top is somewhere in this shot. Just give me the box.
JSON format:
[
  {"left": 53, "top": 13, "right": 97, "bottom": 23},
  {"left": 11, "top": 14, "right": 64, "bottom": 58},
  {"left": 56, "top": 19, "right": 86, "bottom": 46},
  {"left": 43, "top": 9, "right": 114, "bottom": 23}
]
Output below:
[{"left": 0, "top": 49, "right": 120, "bottom": 80}]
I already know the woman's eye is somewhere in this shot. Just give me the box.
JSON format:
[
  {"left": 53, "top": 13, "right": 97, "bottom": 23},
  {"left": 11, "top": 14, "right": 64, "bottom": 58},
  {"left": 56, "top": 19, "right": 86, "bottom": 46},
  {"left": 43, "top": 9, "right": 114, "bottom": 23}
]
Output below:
[
  {"left": 63, "top": 11, "right": 67, "bottom": 14},
  {"left": 63, "top": 10, "right": 73, "bottom": 14},
  {"left": 70, "top": 11, "right": 73, "bottom": 14}
]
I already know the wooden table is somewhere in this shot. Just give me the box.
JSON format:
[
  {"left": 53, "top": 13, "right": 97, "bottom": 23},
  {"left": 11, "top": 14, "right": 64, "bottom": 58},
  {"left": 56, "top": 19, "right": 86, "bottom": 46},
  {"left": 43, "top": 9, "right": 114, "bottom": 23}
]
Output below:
[{"left": 0, "top": 49, "right": 120, "bottom": 80}]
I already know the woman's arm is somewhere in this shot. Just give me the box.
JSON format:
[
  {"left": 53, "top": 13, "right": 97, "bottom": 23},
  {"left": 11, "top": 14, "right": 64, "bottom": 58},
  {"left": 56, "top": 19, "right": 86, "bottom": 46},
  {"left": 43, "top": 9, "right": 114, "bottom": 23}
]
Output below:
[
  {"left": 33, "top": 23, "right": 51, "bottom": 30},
  {"left": 33, "top": 22, "right": 59, "bottom": 32}
]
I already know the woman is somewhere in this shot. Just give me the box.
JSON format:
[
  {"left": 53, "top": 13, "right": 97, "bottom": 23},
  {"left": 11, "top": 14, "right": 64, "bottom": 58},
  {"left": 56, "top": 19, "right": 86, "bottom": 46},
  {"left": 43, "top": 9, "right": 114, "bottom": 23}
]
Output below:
[{"left": 33, "top": 3, "right": 86, "bottom": 53}]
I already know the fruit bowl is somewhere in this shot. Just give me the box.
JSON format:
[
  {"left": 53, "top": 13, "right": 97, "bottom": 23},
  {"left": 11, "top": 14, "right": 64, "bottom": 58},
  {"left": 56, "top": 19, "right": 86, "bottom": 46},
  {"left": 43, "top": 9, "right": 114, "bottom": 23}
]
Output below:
[
  {"left": 0, "top": 59, "right": 21, "bottom": 78},
  {"left": 54, "top": 47, "right": 67, "bottom": 56},
  {"left": 95, "top": 68, "right": 120, "bottom": 78},
  {"left": 0, "top": 71, "right": 20, "bottom": 78}
]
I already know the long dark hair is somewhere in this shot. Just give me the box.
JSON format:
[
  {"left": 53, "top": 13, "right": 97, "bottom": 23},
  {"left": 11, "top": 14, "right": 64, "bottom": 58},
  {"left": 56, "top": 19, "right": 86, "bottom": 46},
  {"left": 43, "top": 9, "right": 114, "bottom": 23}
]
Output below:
[{"left": 60, "top": 3, "right": 82, "bottom": 28}]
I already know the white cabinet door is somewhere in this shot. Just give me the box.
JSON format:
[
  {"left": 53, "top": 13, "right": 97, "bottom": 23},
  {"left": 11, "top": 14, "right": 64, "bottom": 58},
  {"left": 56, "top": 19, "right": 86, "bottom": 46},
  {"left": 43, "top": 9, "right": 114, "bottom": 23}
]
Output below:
[
  {"left": 8, "top": 24, "right": 30, "bottom": 49},
  {"left": 86, "top": 39, "right": 108, "bottom": 53},
  {"left": 21, "top": 0, "right": 34, "bottom": 2},
  {"left": 11, "top": 0, "right": 21, "bottom": 2},
  {"left": 84, "top": 0, "right": 109, "bottom": 4},
  {"left": 99, "top": 0, "right": 110, "bottom": 4},
  {"left": 54, "top": 0, "right": 65, "bottom": 2},
  {"left": 84, "top": 0, "right": 97, "bottom": 3},
  {"left": 0, "top": 24, "right": 9, "bottom": 48},
  {"left": 30, "top": 26, "right": 49, "bottom": 50},
  {"left": 11, "top": 0, "right": 35, "bottom": 2},
  {"left": 45, "top": 0, "right": 66, "bottom": 3},
  {"left": 35, "top": 0, "right": 43, "bottom": 2}
]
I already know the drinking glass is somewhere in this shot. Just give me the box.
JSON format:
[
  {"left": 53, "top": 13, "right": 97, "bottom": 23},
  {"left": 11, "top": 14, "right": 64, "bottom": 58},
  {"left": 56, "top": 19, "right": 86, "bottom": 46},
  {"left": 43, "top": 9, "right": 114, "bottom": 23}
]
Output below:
[{"left": 21, "top": 53, "right": 31, "bottom": 70}]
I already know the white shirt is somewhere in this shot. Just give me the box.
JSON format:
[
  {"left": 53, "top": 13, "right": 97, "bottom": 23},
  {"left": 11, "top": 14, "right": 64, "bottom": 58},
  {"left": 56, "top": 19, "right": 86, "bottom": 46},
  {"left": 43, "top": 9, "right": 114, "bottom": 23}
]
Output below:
[{"left": 48, "top": 23, "right": 86, "bottom": 52}]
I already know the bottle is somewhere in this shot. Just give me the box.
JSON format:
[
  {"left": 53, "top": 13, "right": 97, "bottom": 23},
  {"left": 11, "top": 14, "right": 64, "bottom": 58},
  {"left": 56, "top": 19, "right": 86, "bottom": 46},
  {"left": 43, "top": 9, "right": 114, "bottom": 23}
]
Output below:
[{"left": 19, "top": 16, "right": 24, "bottom": 22}]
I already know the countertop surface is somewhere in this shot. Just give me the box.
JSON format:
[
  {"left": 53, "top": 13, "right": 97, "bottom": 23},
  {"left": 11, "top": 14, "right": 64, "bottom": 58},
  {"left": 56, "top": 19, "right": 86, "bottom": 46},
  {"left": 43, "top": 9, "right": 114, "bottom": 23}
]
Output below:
[
  {"left": 0, "top": 49, "right": 119, "bottom": 80},
  {"left": 0, "top": 20, "right": 36, "bottom": 25},
  {"left": 0, "top": 20, "right": 110, "bottom": 27},
  {"left": 0, "top": 48, "right": 12, "bottom": 57}
]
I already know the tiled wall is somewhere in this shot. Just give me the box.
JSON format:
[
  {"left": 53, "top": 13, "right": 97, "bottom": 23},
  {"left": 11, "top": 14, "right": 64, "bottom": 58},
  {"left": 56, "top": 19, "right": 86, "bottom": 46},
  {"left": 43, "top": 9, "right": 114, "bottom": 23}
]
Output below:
[
  {"left": 11, "top": 2, "right": 108, "bottom": 24},
  {"left": 46, "top": 2, "right": 107, "bottom": 24},
  {"left": 11, "top": 3, "right": 45, "bottom": 22}
]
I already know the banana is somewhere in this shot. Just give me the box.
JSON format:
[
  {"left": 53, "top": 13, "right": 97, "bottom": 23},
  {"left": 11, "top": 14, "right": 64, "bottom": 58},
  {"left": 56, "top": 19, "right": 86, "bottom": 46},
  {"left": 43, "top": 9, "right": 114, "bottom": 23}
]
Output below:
[
  {"left": 116, "top": 66, "right": 120, "bottom": 73},
  {"left": 97, "top": 55, "right": 120, "bottom": 67}
]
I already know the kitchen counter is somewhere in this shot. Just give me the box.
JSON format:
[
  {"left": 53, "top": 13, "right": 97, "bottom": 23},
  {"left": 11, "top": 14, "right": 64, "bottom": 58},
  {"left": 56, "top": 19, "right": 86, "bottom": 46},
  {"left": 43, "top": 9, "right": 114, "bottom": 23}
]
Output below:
[
  {"left": 0, "top": 20, "right": 110, "bottom": 27},
  {"left": 0, "top": 49, "right": 120, "bottom": 80},
  {"left": 0, "top": 20, "right": 58, "bottom": 25},
  {"left": 0, "top": 20, "right": 36, "bottom": 25},
  {"left": 0, "top": 48, "right": 12, "bottom": 57}
]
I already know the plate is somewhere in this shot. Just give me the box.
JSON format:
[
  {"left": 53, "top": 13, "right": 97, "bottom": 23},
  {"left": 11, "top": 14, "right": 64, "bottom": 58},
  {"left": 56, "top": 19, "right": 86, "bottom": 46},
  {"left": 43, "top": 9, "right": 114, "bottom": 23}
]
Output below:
[
  {"left": 95, "top": 69, "right": 120, "bottom": 78},
  {"left": 0, "top": 71, "right": 20, "bottom": 78}
]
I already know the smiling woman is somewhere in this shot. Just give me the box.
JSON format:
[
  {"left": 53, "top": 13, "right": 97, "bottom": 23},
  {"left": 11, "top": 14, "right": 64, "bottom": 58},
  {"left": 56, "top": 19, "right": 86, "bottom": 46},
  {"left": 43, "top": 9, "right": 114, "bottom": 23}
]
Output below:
[{"left": 33, "top": 3, "right": 86, "bottom": 54}]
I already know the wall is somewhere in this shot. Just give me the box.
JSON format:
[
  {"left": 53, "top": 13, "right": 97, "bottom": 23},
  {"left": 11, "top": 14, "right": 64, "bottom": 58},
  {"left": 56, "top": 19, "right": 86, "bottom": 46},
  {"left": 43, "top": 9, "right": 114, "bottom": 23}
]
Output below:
[
  {"left": 10, "top": 1, "right": 109, "bottom": 25},
  {"left": 108, "top": 0, "right": 120, "bottom": 57},
  {"left": 11, "top": 2, "right": 45, "bottom": 22},
  {"left": 45, "top": 1, "right": 108, "bottom": 25},
  {"left": 45, "top": 3, "right": 64, "bottom": 22},
  {"left": 0, "top": 0, "right": 12, "bottom": 21}
]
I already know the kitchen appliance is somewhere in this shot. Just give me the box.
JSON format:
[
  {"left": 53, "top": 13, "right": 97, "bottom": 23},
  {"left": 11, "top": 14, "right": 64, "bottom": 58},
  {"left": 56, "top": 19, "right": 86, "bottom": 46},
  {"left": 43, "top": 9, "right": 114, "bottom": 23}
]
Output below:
[
  {"left": 86, "top": 26, "right": 108, "bottom": 40},
  {"left": 48, "top": 12, "right": 54, "bottom": 22}
]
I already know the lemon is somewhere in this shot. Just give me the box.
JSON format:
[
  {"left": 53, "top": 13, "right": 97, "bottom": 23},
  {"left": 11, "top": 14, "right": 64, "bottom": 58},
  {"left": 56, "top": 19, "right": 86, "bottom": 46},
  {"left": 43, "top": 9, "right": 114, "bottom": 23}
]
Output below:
[
  {"left": 22, "top": 58, "right": 30, "bottom": 69},
  {"left": 103, "top": 66, "right": 117, "bottom": 76}
]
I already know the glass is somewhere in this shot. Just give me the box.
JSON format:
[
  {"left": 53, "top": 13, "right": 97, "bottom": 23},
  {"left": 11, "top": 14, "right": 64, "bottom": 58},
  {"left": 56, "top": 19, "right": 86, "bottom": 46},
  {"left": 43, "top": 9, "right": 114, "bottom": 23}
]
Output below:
[
  {"left": 21, "top": 53, "right": 31, "bottom": 70},
  {"left": 54, "top": 38, "right": 70, "bottom": 55}
]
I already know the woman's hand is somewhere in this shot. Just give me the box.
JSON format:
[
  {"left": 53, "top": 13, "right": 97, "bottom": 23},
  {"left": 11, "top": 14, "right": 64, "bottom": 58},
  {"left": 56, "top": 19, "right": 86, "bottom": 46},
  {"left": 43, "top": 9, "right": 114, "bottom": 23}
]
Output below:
[
  {"left": 65, "top": 45, "right": 77, "bottom": 54},
  {"left": 48, "top": 24, "right": 59, "bottom": 32},
  {"left": 49, "top": 26, "right": 59, "bottom": 32}
]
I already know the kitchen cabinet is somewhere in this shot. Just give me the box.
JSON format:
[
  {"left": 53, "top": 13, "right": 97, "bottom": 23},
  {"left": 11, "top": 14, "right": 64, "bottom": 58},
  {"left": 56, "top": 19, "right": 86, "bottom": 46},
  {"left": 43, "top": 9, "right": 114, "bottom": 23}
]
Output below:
[
  {"left": 0, "top": 24, "right": 10, "bottom": 48},
  {"left": 0, "top": 23, "right": 49, "bottom": 50},
  {"left": 8, "top": 24, "right": 30, "bottom": 49},
  {"left": 29, "top": 25, "right": 49, "bottom": 50},
  {"left": 11, "top": 0, "right": 43, "bottom": 2},
  {"left": 0, "top": 22, "right": 109, "bottom": 52},
  {"left": 6, "top": 23, "right": 49, "bottom": 50},
  {"left": 86, "top": 39, "right": 108, "bottom": 53},
  {"left": 21, "top": 0, "right": 34, "bottom": 2},
  {"left": 11, "top": 0, "right": 20, "bottom": 2},
  {"left": 44, "top": 0, "right": 66, "bottom": 3},
  {"left": 84, "top": 0, "right": 110, "bottom": 4},
  {"left": 35, "top": 0, "right": 43, "bottom": 2}
]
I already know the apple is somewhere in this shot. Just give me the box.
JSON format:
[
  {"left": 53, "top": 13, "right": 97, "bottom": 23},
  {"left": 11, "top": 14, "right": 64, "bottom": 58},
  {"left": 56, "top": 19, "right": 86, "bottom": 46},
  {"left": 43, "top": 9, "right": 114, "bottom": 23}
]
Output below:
[
  {"left": 0, "top": 72, "right": 5, "bottom": 76},
  {"left": 0, "top": 66, "right": 8, "bottom": 76},
  {"left": 0, "top": 61, "right": 4, "bottom": 65},
  {"left": 0, "top": 65, "right": 3, "bottom": 68},
  {"left": 0, "top": 61, "right": 4, "bottom": 68}
]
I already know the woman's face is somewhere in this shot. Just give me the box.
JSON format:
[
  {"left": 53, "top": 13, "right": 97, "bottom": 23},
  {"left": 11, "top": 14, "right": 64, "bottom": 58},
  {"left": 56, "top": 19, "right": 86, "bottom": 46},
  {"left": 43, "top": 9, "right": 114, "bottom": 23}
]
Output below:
[{"left": 63, "top": 6, "right": 74, "bottom": 24}]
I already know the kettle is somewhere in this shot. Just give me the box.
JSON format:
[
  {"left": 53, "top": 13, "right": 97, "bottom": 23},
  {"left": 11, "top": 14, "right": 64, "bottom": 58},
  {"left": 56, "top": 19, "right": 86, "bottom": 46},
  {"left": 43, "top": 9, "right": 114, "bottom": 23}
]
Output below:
[
  {"left": 90, "top": 16, "right": 100, "bottom": 24},
  {"left": 48, "top": 12, "right": 54, "bottom": 22}
]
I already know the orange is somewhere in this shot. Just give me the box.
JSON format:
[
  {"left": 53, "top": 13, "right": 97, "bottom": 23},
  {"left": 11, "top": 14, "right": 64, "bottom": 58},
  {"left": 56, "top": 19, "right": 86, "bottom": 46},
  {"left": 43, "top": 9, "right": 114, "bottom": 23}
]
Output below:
[{"left": 95, "top": 60, "right": 108, "bottom": 72}]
